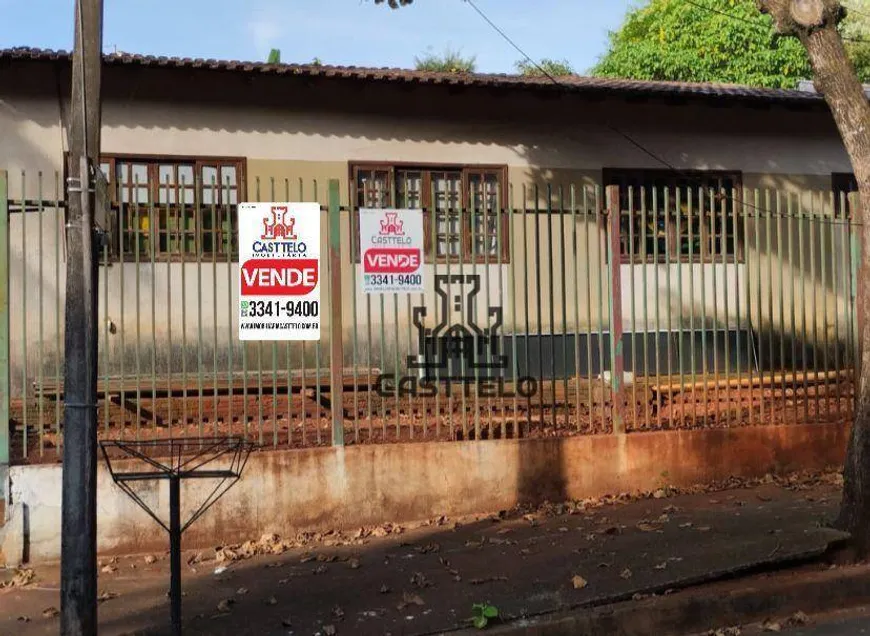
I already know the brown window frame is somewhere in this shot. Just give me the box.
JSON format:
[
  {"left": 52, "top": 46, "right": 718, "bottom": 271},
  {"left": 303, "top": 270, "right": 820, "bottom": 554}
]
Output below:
[
  {"left": 349, "top": 162, "right": 510, "bottom": 264},
  {"left": 604, "top": 168, "right": 745, "bottom": 264},
  {"left": 95, "top": 154, "right": 247, "bottom": 262}
]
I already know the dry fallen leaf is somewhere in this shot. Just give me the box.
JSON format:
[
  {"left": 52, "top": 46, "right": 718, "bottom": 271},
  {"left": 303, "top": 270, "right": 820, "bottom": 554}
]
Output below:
[
  {"left": 380, "top": 584, "right": 391, "bottom": 594},
  {"left": 281, "top": 616, "right": 293, "bottom": 627},
  {"left": 571, "top": 575, "right": 588, "bottom": 589},
  {"left": 397, "top": 592, "right": 425, "bottom": 610},
  {"left": 216, "top": 599, "right": 234, "bottom": 613},
  {"left": 787, "top": 611, "right": 810, "bottom": 626},
  {"left": 236, "top": 587, "right": 248, "bottom": 596},
  {"left": 636, "top": 522, "right": 658, "bottom": 532},
  {"left": 101, "top": 565, "right": 116, "bottom": 574},
  {"left": 332, "top": 605, "right": 345, "bottom": 619},
  {"left": 266, "top": 596, "right": 278, "bottom": 606},
  {"left": 97, "top": 591, "right": 118, "bottom": 603},
  {"left": 654, "top": 562, "right": 668, "bottom": 570},
  {"left": 762, "top": 619, "right": 782, "bottom": 632},
  {"left": 2, "top": 568, "right": 35, "bottom": 588},
  {"left": 17, "top": 615, "right": 31, "bottom": 622},
  {"left": 323, "top": 625, "right": 337, "bottom": 636},
  {"left": 144, "top": 555, "right": 157, "bottom": 564},
  {"left": 42, "top": 607, "right": 60, "bottom": 618},
  {"left": 620, "top": 568, "right": 633, "bottom": 579},
  {"left": 697, "top": 526, "right": 712, "bottom": 532},
  {"left": 348, "top": 558, "right": 361, "bottom": 569}
]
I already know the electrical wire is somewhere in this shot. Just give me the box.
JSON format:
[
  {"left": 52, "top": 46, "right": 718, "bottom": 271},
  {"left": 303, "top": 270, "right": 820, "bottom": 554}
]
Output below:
[{"left": 461, "top": 0, "right": 860, "bottom": 224}]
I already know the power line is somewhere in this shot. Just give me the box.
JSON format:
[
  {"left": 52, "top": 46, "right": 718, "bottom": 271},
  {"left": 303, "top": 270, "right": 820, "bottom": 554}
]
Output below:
[
  {"left": 461, "top": 0, "right": 861, "bottom": 222},
  {"left": 682, "top": 0, "right": 870, "bottom": 44}
]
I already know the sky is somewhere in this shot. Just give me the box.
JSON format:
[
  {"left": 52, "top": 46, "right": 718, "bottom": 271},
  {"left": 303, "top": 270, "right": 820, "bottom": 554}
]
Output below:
[{"left": 0, "top": 0, "right": 635, "bottom": 74}]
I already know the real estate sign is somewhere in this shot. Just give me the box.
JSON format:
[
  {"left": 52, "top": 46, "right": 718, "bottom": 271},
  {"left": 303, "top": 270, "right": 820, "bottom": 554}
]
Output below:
[
  {"left": 238, "top": 202, "right": 321, "bottom": 340},
  {"left": 359, "top": 208, "right": 425, "bottom": 294}
]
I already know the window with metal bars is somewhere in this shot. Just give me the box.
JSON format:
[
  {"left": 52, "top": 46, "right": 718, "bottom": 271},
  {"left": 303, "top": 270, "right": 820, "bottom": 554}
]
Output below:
[
  {"left": 350, "top": 164, "right": 509, "bottom": 263},
  {"left": 604, "top": 169, "right": 744, "bottom": 263},
  {"left": 97, "top": 155, "right": 246, "bottom": 261}
]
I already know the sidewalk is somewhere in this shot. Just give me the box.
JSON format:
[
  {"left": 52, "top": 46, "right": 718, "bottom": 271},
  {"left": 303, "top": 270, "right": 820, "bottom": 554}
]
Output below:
[{"left": 0, "top": 470, "right": 848, "bottom": 636}]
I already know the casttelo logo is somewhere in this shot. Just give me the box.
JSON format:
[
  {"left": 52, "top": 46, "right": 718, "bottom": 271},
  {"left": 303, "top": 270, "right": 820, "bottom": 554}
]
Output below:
[
  {"left": 379, "top": 212, "right": 404, "bottom": 236},
  {"left": 261, "top": 205, "right": 298, "bottom": 240},
  {"left": 376, "top": 274, "right": 537, "bottom": 398}
]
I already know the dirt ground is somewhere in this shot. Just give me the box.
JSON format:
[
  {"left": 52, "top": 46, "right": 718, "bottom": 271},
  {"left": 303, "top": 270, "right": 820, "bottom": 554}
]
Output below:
[{"left": 0, "top": 470, "right": 848, "bottom": 635}]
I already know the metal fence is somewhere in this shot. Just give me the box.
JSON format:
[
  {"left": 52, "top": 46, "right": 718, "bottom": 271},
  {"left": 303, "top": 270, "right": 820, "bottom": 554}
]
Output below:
[{"left": 1, "top": 171, "right": 858, "bottom": 464}]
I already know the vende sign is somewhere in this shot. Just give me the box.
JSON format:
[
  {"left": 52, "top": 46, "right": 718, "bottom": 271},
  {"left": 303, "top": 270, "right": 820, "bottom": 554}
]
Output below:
[
  {"left": 240, "top": 259, "right": 319, "bottom": 295},
  {"left": 363, "top": 249, "right": 420, "bottom": 273},
  {"left": 238, "top": 202, "right": 321, "bottom": 341},
  {"left": 359, "top": 208, "right": 424, "bottom": 294}
]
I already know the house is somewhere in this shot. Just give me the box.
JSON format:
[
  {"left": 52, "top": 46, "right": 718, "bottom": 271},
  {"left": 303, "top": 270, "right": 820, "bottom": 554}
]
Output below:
[{"left": 0, "top": 47, "right": 857, "bottom": 458}]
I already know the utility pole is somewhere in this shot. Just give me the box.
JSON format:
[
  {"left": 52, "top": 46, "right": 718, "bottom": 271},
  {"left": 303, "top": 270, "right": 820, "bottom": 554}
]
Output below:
[{"left": 60, "top": 0, "right": 103, "bottom": 633}]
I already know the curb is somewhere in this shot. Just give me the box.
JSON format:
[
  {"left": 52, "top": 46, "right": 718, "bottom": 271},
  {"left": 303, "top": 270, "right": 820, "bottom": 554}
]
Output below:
[{"left": 481, "top": 563, "right": 870, "bottom": 636}]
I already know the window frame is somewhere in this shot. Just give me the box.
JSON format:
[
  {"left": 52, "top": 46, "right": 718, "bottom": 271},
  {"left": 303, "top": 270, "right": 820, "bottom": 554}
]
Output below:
[
  {"left": 349, "top": 162, "right": 510, "bottom": 264},
  {"left": 603, "top": 168, "right": 745, "bottom": 264},
  {"left": 96, "top": 153, "right": 247, "bottom": 263}
]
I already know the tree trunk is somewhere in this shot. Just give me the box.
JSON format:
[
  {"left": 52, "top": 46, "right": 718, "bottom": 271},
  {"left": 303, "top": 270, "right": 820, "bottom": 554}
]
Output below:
[{"left": 798, "top": 20, "right": 870, "bottom": 556}]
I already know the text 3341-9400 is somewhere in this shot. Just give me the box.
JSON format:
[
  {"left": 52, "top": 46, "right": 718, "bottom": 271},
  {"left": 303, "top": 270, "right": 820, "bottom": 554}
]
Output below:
[{"left": 241, "top": 300, "right": 320, "bottom": 318}]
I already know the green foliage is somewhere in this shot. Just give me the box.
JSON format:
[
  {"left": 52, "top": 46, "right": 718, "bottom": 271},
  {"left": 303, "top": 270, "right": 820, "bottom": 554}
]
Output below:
[
  {"left": 415, "top": 48, "right": 476, "bottom": 73},
  {"left": 515, "top": 58, "right": 574, "bottom": 77},
  {"left": 592, "top": 0, "right": 811, "bottom": 88},
  {"left": 593, "top": 0, "right": 870, "bottom": 87},
  {"left": 311, "top": 57, "right": 323, "bottom": 66},
  {"left": 267, "top": 49, "right": 281, "bottom": 64},
  {"left": 843, "top": 0, "right": 870, "bottom": 81},
  {"left": 471, "top": 602, "right": 499, "bottom": 630}
]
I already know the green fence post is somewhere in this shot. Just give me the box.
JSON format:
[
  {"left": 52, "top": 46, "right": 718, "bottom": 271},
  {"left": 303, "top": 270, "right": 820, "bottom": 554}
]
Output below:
[
  {"left": 0, "top": 171, "right": 9, "bottom": 494},
  {"left": 328, "top": 179, "right": 345, "bottom": 447},
  {"left": 605, "top": 185, "right": 626, "bottom": 434}
]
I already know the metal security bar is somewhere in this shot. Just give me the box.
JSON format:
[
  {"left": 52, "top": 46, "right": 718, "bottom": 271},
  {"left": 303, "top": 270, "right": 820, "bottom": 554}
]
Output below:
[{"left": 2, "top": 171, "right": 858, "bottom": 463}]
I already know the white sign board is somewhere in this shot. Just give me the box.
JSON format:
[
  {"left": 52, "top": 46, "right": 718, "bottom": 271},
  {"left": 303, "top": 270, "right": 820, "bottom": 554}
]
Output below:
[
  {"left": 238, "top": 202, "right": 321, "bottom": 341},
  {"left": 359, "top": 208, "right": 425, "bottom": 294}
]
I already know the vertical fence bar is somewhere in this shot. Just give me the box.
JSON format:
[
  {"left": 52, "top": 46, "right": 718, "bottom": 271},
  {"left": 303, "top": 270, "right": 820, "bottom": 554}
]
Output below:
[
  {"left": 328, "top": 180, "right": 344, "bottom": 447},
  {"left": 165, "top": 182, "right": 173, "bottom": 435},
  {"left": 509, "top": 184, "right": 518, "bottom": 436},
  {"left": 522, "top": 186, "right": 531, "bottom": 433},
  {"left": 350, "top": 182, "right": 359, "bottom": 443},
  {"left": 255, "top": 179, "right": 264, "bottom": 445},
  {"left": 269, "top": 179, "right": 278, "bottom": 447},
  {"left": 38, "top": 174, "right": 45, "bottom": 454},
  {"left": 20, "top": 173, "right": 27, "bottom": 457},
  {"left": 641, "top": 188, "right": 651, "bottom": 429},
  {"left": 0, "top": 171, "right": 8, "bottom": 475},
  {"left": 471, "top": 183, "right": 481, "bottom": 440},
  {"left": 732, "top": 188, "right": 742, "bottom": 423},
  {"left": 800, "top": 193, "right": 809, "bottom": 423},
  {"left": 776, "top": 191, "right": 788, "bottom": 424},
  {"left": 533, "top": 186, "right": 544, "bottom": 429},
  {"left": 225, "top": 178, "right": 233, "bottom": 437},
  {"left": 688, "top": 189, "right": 697, "bottom": 425},
  {"left": 849, "top": 195, "right": 860, "bottom": 411},
  {"left": 700, "top": 187, "right": 709, "bottom": 427},
  {"left": 571, "top": 185, "right": 582, "bottom": 431},
  {"left": 840, "top": 193, "right": 853, "bottom": 417},
  {"left": 754, "top": 189, "right": 764, "bottom": 423},
  {"left": 787, "top": 194, "right": 798, "bottom": 423},
  {"left": 546, "top": 185, "right": 557, "bottom": 429},
  {"left": 431, "top": 179, "right": 440, "bottom": 439},
  {"left": 559, "top": 186, "right": 569, "bottom": 432},
  {"left": 148, "top": 176, "right": 158, "bottom": 436},
  {"left": 711, "top": 188, "right": 721, "bottom": 422},
  {"left": 596, "top": 187, "right": 607, "bottom": 431},
  {"left": 606, "top": 185, "right": 625, "bottom": 434},
  {"left": 743, "top": 189, "right": 753, "bottom": 425},
  {"left": 102, "top": 180, "right": 109, "bottom": 436},
  {"left": 584, "top": 188, "right": 595, "bottom": 431},
  {"left": 765, "top": 190, "right": 774, "bottom": 423},
  {"left": 54, "top": 174, "right": 62, "bottom": 447},
  {"left": 675, "top": 188, "right": 684, "bottom": 427},
  {"left": 664, "top": 188, "right": 674, "bottom": 425},
  {"left": 722, "top": 188, "right": 732, "bottom": 425},
  {"left": 496, "top": 182, "right": 504, "bottom": 438},
  {"left": 831, "top": 192, "right": 842, "bottom": 421},
  {"left": 654, "top": 188, "right": 664, "bottom": 429},
  {"left": 196, "top": 176, "right": 205, "bottom": 438},
  {"left": 810, "top": 192, "right": 820, "bottom": 424},
  {"left": 179, "top": 179, "right": 187, "bottom": 437},
  {"left": 628, "top": 187, "right": 639, "bottom": 430},
  {"left": 211, "top": 180, "right": 220, "bottom": 440},
  {"left": 820, "top": 193, "right": 831, "bottom": 420}
]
